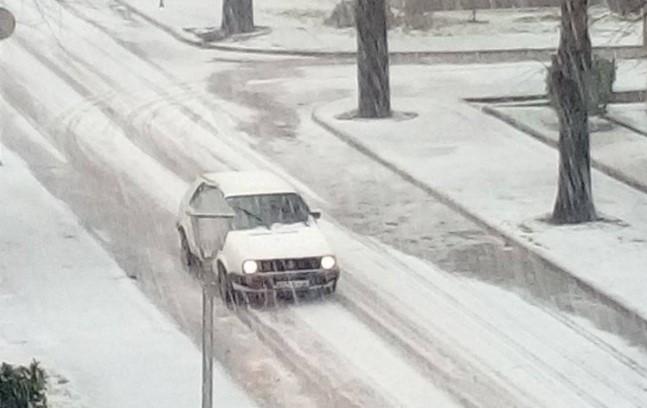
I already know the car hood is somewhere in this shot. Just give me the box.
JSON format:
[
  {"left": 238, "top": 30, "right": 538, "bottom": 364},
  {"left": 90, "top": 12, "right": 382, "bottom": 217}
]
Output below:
[{"left": 225, "top": 223, "right": 333, "bottom": 262}]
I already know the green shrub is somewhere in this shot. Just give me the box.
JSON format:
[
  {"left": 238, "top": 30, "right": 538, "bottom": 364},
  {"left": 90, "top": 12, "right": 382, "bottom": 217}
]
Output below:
[
  {"left": 0, "top": 360, "right": 47, "bottom": 408},
  {"left": 547, "top": 55, "right": 616, "bottom": 116}
]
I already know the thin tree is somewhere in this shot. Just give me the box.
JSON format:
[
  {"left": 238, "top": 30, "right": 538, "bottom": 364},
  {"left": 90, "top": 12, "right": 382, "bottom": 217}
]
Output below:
[
  {"left": 356, "top": 0, "right": 391, "bottom": 118},
  {"left": 548, "top": 0, "right": 597, "bottom": 223},
  {"left": 221, "top": 0, "right": 254, "bottom": 35}
]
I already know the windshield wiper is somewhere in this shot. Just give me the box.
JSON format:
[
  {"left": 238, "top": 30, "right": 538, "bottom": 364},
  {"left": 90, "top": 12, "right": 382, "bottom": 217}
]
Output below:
[{"left": 232, "top": 206, "right": 268, "bottom": 228}]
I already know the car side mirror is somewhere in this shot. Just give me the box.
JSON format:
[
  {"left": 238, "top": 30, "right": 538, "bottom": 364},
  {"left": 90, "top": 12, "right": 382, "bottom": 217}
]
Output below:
[{"left": 310, "top": 209, "right": 322, "bottom": 220}]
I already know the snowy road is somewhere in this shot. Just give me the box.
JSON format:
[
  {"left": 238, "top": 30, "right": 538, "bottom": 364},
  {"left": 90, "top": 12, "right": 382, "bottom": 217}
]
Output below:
[
  {"left": 2, "top": 1, "right": 647, "bottom": 407},
  {"left": 0, "top": 148, "right": 257, "bottom": 408}
]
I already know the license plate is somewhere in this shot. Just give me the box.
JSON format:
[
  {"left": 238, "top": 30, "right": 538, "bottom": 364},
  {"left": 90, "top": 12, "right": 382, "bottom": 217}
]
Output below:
[{"left": 275, "top": 280, "right": 309, "bottom": 290}]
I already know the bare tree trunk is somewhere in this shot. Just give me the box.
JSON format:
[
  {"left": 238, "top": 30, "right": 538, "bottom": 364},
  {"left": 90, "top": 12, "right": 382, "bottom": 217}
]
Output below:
[
  {"left": 221, "top": 0, "right": 254, "bottom": 35},
  {"left": 643, "top": 5, "right": 647, "bottom": 49},
  {"left": 356, "top": 0, "right": 391, "bottom": 118},
  {"left": 550, "top": 0, "right": 596, "bottom": 224}
]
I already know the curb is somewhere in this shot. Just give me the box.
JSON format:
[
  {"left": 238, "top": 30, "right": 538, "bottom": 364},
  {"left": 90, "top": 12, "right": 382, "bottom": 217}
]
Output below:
[
  {"left": 311, "top": 103, "right": 647, "bottom": 347},
  {"left": 181, "top": 25, "right": 272, "bottom": 43},
  {"left": 605, "top": 113, "right": 647, "bottom": 138},
  {"left": 609, "top": 89, "right": 647, "bottom": 104},
  {"left": 465, "top": 89, "right": 646, "bottom": 105},
  {"left": 113, "top": 0, "right": 647, "bottom": 63},
  {"left": 464, "top": 94, "right": 545, "bottom": 104},
  {"left": 480, "top": 104, "right": 647, "bottom": 195}
]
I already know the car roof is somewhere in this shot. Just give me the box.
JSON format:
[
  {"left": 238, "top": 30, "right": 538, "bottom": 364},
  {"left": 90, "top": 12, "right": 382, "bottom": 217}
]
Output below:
[{"left": 201, "top": 171, "right": 297, "bottom": 197}]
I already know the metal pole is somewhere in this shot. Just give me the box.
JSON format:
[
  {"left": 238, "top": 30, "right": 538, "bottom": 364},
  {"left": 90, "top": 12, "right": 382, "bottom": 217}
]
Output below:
[{"left": 201, "top": 283, "right": 214, "bottom": 408}]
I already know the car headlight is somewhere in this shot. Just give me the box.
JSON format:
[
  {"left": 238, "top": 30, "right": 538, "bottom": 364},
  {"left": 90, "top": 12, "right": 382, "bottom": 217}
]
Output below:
[
  {"left": 321, "top": 256, "right": 336, "bottom": 270},
  {"left": 242, "top": 260, "right": 258, "bottom": 274}
]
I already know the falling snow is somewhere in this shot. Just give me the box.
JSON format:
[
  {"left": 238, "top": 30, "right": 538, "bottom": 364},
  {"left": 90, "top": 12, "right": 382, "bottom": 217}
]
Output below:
[{"left": 2, "top": 0, "right": 647, "bottom": 407}]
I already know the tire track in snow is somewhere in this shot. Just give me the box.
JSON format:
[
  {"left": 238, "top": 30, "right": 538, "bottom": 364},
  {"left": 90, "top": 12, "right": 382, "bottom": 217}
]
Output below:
[
  {"left": 26, "top": 32, "right": 463, "bottom": 408},
  {"left": 238, "top": 304, "right": 399, "bottom": 408},
  {"left": 1, "top": 10, "right": 496, "bottom": 404},
  {"left": 11, "top": 2, "right": 647, "bottom": 408},
  {"left": 54, "top": 47, "right": 647, "bottom": 408},
  {"left": 0, "top": 96, "right": 68, "bottom": 164},
  {"left": 55, "top": 1, "right": 647, "bottom": 404},
  {"left": 0, "top": 31, "right": 331, "bottom": 408},
  {"left": 335, "top": 274, "right": 531, "bottom": 408},
  {"left": 1, "top": 11, "right": 467, "bottom": 406},
  {"left": 55, "top": 0, "right": 329, "bottom": 207},
  {"left": 290, "top": 300, "right": 463, "bottom": 408},
  {"left": 0, "top": 9, "right": 413, "bottom": 407},
  {"left": 330, "top": 232, "right": 647, "bottom": 408}
]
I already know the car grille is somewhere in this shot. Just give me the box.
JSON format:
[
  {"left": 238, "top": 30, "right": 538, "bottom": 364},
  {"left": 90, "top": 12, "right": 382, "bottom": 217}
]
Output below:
[{"left": 258, "top": 257, "right": 321, "bottom": 273}]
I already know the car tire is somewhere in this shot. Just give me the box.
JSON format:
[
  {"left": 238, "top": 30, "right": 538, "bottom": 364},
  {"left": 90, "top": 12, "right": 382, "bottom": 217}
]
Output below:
[
  {"left": 179, "top": 229, "right": 193, "bottom": 267},
  {"left": 179, "top": 229, "right": 204, "bottom": 277},
  {"left": 325, "top": 278, "right": 338, "bottom": 295},
  {"left": 245, "top": 293, "right": 266, "bottom": 308},
  {"left": 217, "top": 265, "right": 234, "bottom": 309}
]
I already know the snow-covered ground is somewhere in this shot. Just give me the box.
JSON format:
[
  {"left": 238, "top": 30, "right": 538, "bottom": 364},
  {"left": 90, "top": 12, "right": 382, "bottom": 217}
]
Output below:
[
  {"left": 608, "top": 102, "right": 647, "bottom": 133},
  {"left": 0, "top": 337, "right": 86, "bottom": 408},
  {"left": 226, "top": 6, "right": 641, "bottom": 52},
  {"left": 315, "top": 96, "right": 647, "bottom": 334},
  {"left": 0, "top": 148, "right": 256, "bottom": 408},
  {"left": 113, "top": 0, "right": 642, "bottom": 52},
  {"left": 489, "top": 104, "right": 647, "bottom": 192},
  {"left": 3, "top": 0, "right": 647, "bottom": 407},
  {"left": 116, "top": 0, "right": 642, "bottom": 52}
]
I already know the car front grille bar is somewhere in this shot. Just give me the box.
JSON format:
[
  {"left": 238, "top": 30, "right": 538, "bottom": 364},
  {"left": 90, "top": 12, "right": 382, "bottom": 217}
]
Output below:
[{"left": 258, "top": 257, "right": 321, "bottom": 273}]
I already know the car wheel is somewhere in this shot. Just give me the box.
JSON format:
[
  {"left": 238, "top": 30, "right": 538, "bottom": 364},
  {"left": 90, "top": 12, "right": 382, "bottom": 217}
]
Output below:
[
  {"left": 179, "top": 229, "right": 193, "bottom": 268},
  {"left": 217, "top": 265, "right": 234, "bottom": 308},
  {"left": 246, "top": 293, "right": 267, "bottom": 308},
  {"left": 325, "top": 279, "right": 338, "bottom": 295}
]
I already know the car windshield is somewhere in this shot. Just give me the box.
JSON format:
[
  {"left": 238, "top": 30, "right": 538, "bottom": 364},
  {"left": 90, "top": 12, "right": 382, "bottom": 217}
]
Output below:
[{"left": 226, "top": 193, "right": 310, "bottom": 230}]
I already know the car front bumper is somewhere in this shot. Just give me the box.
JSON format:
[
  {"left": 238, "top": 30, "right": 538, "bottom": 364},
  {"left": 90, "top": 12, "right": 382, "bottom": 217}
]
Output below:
[{"left": 230, "top": 269, "right": 339, "bottom": 293}]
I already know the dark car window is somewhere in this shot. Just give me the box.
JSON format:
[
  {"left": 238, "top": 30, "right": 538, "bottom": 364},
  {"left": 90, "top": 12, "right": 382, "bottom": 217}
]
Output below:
[{"left": 226, "top": 193, "right": 310, "bottom": 230}]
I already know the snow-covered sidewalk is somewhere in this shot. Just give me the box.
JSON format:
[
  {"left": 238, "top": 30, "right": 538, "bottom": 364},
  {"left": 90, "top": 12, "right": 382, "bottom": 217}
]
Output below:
[
  {"left": 0, "top": 148, "right": 256, "bottom": 408},
  {"left": 607, "top": 102, "right": 647, "bottom": 135},
  {"left": 484, "top": 104, "right": 647, "bottom": 194},
  {"left": 313, "top": 96, "right": 647, "bottom": 330},
  {"left": 106, "top": 0, "right": 640, "bottom": 54}
]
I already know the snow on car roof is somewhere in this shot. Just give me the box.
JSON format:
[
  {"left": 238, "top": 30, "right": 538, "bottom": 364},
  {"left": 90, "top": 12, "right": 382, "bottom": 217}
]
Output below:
[{"left": 202, "top": 171, "right": 297, "bottom": 197}]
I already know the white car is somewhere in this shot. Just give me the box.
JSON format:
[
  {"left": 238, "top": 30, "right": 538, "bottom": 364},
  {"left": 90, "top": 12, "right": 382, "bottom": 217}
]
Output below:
[{"left": 176, "top": 171, "right": 340, "bottom": 305}]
